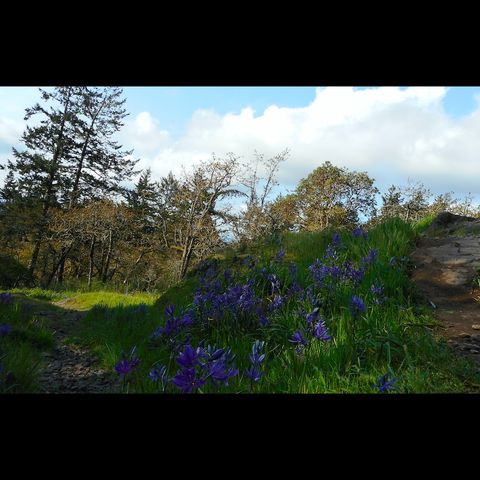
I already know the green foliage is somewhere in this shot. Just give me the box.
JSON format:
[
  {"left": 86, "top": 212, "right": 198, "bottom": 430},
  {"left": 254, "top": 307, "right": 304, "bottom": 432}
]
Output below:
[
  {"left": 0, "top": 298, "right": 54, "bottom": 392},
  {"left": 0, "top": 254, "right": 31, "bottom": 289},
  {"left": 294, "top": 161, "right": 379, "bottom": 230}
]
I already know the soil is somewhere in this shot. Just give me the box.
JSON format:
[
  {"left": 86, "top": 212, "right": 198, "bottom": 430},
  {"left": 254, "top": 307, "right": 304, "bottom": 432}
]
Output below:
[
  {"left": 410, "top": 214, "right": 480, "bottom": 366},
  {"left": 13, "top": 294, "right": 120, "bottom": 393}
]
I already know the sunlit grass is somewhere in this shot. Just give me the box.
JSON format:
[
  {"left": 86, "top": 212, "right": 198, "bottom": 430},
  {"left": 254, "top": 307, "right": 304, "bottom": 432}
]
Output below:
[{"left": 70, "top": 217, "right": 480, "bottom": 393}]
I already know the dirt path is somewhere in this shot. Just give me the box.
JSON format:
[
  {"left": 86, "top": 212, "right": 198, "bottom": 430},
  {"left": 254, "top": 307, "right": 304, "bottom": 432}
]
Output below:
[
  {"left": 13, "top": 294, "right": 119, "bottom": 393},
  {"left": 410, "top": 214, "right": 480, "bottom": 366}
]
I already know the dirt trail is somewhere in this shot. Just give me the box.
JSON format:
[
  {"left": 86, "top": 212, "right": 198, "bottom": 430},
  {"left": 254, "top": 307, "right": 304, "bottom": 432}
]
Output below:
[
  {"left": 410, "top": 213, "right": 480, "bottom": 365},
  {"left": 13, "top": 294, "right": 119, "bottom": 393}
]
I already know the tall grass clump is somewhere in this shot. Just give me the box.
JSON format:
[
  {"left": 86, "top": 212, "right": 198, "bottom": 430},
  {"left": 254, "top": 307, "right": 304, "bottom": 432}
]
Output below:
[{"left": 0, "top": 292, "right": 54, "bottom": 392}]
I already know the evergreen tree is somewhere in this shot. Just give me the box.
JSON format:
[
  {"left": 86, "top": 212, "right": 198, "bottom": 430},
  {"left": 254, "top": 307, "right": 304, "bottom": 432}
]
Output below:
[{"left": 7, "top": 87, "right": 79, "bottom": 276}]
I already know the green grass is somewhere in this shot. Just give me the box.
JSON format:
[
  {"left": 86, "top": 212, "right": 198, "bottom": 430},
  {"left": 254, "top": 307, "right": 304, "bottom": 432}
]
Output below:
[
  {"left": 70, "top": 217, "right": 480, "bottom": 394},
  {"left": 57, "top": 291, "right": 158, "bottom": 311},
  {"left": 9, "top": 287, "right": 72, "bottom": 302},
  {"left": 0, "top": 298, "right": 54, "bottom": 392}
]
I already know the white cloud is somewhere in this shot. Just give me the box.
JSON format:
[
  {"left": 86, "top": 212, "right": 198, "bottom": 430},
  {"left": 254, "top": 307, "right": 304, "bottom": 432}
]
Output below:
[
  {"left": 122, "top": 87, "right": 480, "bottom": 200},
  {"left": 120, "top": 111, "right": 170, "bottom": 159},
  {"left": 0, "top": 116, "right": 24, "bottom": 145}
]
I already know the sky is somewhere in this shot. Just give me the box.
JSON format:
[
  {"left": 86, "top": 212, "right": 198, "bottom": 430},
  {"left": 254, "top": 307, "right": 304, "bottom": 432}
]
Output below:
[{"left": 1, "top": 86, "right": 480, "bottom": 204}]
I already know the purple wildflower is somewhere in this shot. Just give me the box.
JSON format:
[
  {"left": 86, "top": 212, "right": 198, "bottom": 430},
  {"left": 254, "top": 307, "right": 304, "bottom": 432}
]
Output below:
[
  {"left": 171, "top": 368, "right": 206, "bottom": 393},
  {"left": 371, "top": 283, "right": 385, "bottom": 304},
  {"left": 0, "top": 324, "right": 12, "bottom": 336},
  {"left": 343, "top": 261, "right": 365, "bottom": 286},
  {"left": 306, "top": 307, "right": 320, "bottom": 325},
  {"left": 352, "top": 226, "right": 368, "bottom": 239},
  {"left": 309, "top": 260, "right": 332, "bottom": 287},
  {"left": 0, "top": 293, "right": 13, "bottom": 305},
  {"left": 176, "top": 344, "right": 204, "bottom": 368},
  {"left": 267, "top": 274, "right": 281, "bottom": 294},
  {"left": 313, "top": 319, "right": 331, "bottom": 341},
  {"left": 290, "top": 330, "right": 308, "bottom": 356},
  {"left": 178, "top": 311, "right": 194, "bottom": 328},
  {"left": 324, "top": 243, "right": 337, "bottom": 260},
  {"left": 269, "top": 294, "right": 284, "bottom": 312},
  {"left": 332, "top": 232, "right": 341, "bottom": 245},
  {"left": 206, "top": 359, "right": 238, "bottom": 386},
  {"left": 245, "top": 340, "right": 265, "bottom": 385},
  {"left": 350, "top": 295, "right": 366, "bottom": 317},
  {"left": 149, "top": 364, "right": 168, "bottom": 391},
  {"left": 258, "top": 311, "right": 269, "bottom": 327},
  {"left": 249, "top": 340, "right": 266, "bottom": 366},
  {"left": 165, "top": 304, "right": 176, "bottom": 319},
  {"left": 275, "top": 248, "right": 286, "bottom": 263},
  {"left": 363, "top": 249, "right": 379, "bottom": 265},
  {"left": 375, "top": 372, "right": 397, "bottom": 393},
  {"left": 245, "top": 366, "right": 263, "bottom": 383},
  {"left": 204, "top": 345, "right": 225, "bottom": 362},
  {"left": 306, "top": 286, "right": 317, "bottom": 306},
  {"left": 114, "top": 346, "right": 140, "bottom": 377}
]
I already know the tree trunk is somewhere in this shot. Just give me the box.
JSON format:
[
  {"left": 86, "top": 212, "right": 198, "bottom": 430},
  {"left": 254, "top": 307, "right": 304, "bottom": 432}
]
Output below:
[
  {"left": 45, "top": 241, "right": 75, "bottom": 288},
  {"left": 123, "top": 250, "right": 146, "bottom": 286},
  {"left": 102, "top": 229, "right": 113, "bottom": 283},
  {"left": 179, "top": 236, "right": 195, "bottom": 280},
  {"left": 88, "top": 235, "right": 96, "bottom": 287}
]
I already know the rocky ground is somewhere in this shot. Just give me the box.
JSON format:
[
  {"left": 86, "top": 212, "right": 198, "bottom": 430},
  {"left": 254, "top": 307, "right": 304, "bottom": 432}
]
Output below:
[
  {"left": 14, "top": 295, "right": 119, "bottom": 393},
  {"left": 410, "top": 212, "right": 480, "bottom": 367}
]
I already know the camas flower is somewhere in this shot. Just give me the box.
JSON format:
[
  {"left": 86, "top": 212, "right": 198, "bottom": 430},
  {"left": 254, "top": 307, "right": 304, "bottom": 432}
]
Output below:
[
  {"left": 313, "top": 319, "right": 331, "bottom": 342},
  {"left": 306, "top": 307, "right": 320, "bottom": 325},
  {"left": 350, "top": 295, "right": 366, "bottom": 317},
  {"left": 249, "top": 340, "right": 266, "bottom": 366},
  {"left": 165, "top": 304, "right": 176, "bottom": 319},
  {"left": 275, "top": 248, "right": 286, "bottom": 263},
  {"left": 370, "top": 283, "right": 385, "bottom": 304},
  {"left": 290, "top": 330, "right": 308, "bottom": 356},
  {"left": 245, "top": 340, "right": 265, "bottom": 384},
  {"left": 269, "top": 294, "right": 284, "bottom": 312},
  {"left": 309, "top": 260, "right": 333, "bottom": 287},
  {"left": 332, "top": 232, "right": 341, "bottom": 246},
  {"left": 245, "top": 366, "right": 263, "bottom": 383},
  {"left": 149, "top": 364, "right": 168, "bottom": 390},
  {"left": 206, "top": 359, "right": 238, "bottom": 386},
  {"left": 204, "top": 345, "right": 225, "bottom": 362},
  {"left": 171, "top": 368, "right": 206, "bottom": 393},
  {"left": 258, "top": 311, "right": 269, "bottom": 327},
  {"left": 343, "top": 261, "right": 365, "bottom": 286},
  {"left": 352, "top": 226, "right": 368, "bottom": 239},
  {"left": 0, "top": 324, "right": 12, "bottom": 336},
  {"left": 176, "top": 344, "right": 204, "bottom": 368},
  {"left": 115, "top": 346, "right": 140, "bottom": 376},
  {"left": 375, "top": 372, "right": 397, "bottom": 393},
  {"left": 267, "top": 274, "right": 281, "bottom": 294},
  {"left": 0, "top": 293, "right": 13, "bottom": 305},
  {"left": 363, "top": 249, "right": 379, "bottom": 265}
]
